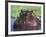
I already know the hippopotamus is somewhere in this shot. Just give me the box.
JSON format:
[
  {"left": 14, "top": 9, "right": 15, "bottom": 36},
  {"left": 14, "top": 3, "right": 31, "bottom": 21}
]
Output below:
[{"left": 13, "top": 10, "right": 41, "bottom": 31}]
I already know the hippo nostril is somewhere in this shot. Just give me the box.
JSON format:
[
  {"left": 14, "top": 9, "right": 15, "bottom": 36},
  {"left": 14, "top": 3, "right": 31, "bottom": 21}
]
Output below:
[{"left": 24, "top": 21, "right": 26, "bottom": 24}]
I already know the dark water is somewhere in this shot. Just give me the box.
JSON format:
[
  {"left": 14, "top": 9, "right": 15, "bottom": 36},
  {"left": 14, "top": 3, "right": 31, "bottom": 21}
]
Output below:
[{"left": 11, "top": 17, "right": 16, "bottom": 31}]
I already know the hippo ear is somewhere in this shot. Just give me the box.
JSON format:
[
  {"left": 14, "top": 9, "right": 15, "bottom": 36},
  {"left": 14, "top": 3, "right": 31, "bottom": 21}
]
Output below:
[
  {"left": 30, "top": 10, "right": 33, "bottom": 13},
  {"left": 20, "top": 12, "right": 22, "bottom": 15},
  {"left": 21, "top": 10, "right": 23, "bottom": 15},
  {"left": 21, "top": 10, "right": 22, "bottom": 12},
  {"left": 21, "top": 9, "right": 23, "bottom": 12}
]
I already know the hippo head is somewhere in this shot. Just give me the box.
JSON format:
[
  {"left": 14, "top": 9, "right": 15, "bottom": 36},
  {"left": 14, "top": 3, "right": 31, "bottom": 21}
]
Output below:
[{"left": 20, "top": 9, "right": 33, "bottom": 16}]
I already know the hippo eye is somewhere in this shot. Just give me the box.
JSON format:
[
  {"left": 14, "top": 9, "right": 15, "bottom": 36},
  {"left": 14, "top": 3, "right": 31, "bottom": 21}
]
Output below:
[{"left": 23, "top": 12, "right": 26, "bottom": 14}]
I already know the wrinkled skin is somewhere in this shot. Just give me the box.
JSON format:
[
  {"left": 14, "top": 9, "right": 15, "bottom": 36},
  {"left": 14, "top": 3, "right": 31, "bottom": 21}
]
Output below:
[{"left": 13, "top": 10, "right": 41, "bottom": 31}]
